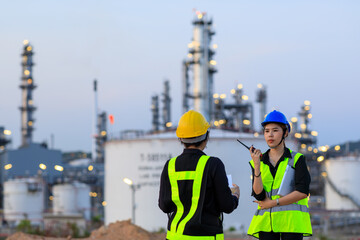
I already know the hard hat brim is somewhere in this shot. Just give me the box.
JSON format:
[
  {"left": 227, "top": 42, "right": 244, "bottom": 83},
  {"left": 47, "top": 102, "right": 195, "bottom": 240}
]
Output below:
[{"left": 180, "top": 132, "right": 208, "bottom": 143}]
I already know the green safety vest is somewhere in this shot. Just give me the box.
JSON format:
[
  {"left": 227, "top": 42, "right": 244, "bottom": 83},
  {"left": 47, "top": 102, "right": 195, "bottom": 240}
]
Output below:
[
  {"left": 247, "top": 149, "right": 312, "bottom": 238},
  {"left": 166, "top": 155, "right": 224, "bottom": 240}
]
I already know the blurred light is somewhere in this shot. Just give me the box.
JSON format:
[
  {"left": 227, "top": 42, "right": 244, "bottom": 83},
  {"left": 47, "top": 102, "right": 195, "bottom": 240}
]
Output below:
[
  {"left": 88, "top": 165, "right": 94, "bottom": 171},
  {"left": 321, "top": 172, "right": 327, "bottom": 177},
  {"left": 187, "top": 53, "right": 193, "bottom": 58},
  {"left": 313, "top": 148, "right": 318, "bottom": 153},
  {"left": 219, "top": 119, "right": 226, "bottom": 125},
  {"left": 237, "top": 84, "right": 243, "bottom": 89},
  {"left": 24, "top": 70, "right": 30, "bottom": 75},
  {"left": 301, "top": 144, "right": 306, "bottom": 149},
  {"left": 300, "top": 124, "right": 306, "bottom": 130},
  {"left": 230, "top": 89, "right": 236, "bottom": 94},
  {"left": 311, "top": 131, "right": 318, "bottom": 136},
  {"left": 304, "top": 106, "right": 310, "bottom": 111},
  {"left": 28, "top": 121, "right": 33, "bottom": 126},
  {"left": 123, "top": 177, "right": 133, "bottom": 186},
  {"left": 304, "top": 100, "right": 311, "bottom": 106},
  {"left": 4, "top": 164, "right": 12, "bottom": 170},
  {"left": 257, "top": 83, "right": 263, "bottom": 89},
  {"left": 317, "top": 156, "right": 325, "bottom": 162},
  {"left": 209, "top": 60, "right": 217, "bottom": 65},
  {"left": 101, "top": 131, "right": 107, "bottom": 136},
  {"left": 250, "top": 174, "right": 253, "bottom": 180},
  {"left": 39, "top": 164, "right": 47, "bottom": 170},
  {"left": 23, "top": 40, "right": 29, "bottom": 45},
  {"left": 308, "top": 114, "right": 312, "bottom": 119},
  {"left": 319, "top": 146, "right": 328, "bottom": 152},
  {"left": 334, "top": 145, "right": 341, "bottom": 151},
  {"left": 213, "top": 93, "right": 219, "bottom": 98},
  {"left": 212, "top": 44, "right": 218, "bottom": 49},
  {"left": 242, "top": 95, "right": 249, "bottom": 100},
  {"left": 26, "top": 46, "right": 32, "bottom": 51},
  {"left": 187, "top": 43, "right": 193, "bottom": 48},
  {"left": 197, "top": 13, "right": 203, "bottom": 19},
  {"left": 243, "top": 120, "right": 251, "bottom": 125},
  {"left": 294, "top": 133, "right": 302, "bottom": 138},
  {"left": 28, "top": 100, "right": 33, "bottom": 105},
  {"left": 3, "top": 130, "right": 11, "bottom": 135},
  {"left": 102, "top": 201, "right": 107, "bottom": 207},
  {"left": 109, "top": 114, "right": 114, "bottom": 125},
  {"left": 220, "top": 94, "right": 226, "bottom": 99},
  {"left": 27, "top": 79, "right": 33, "bottom": 84},
  {"left": 214, "top": 121, "right": 219, "bottom": 127},
  {"left": 291, "top": 117, "right": 298, "bottom": 123},
  {"left": 214, "top": 99, "right": 219, "bottom": 104},
  {"left": 54, "top": 165, "right": 64, "bottom": 171},
  {"left": 254, "top": 132, "right": 259, "bottom": 137},
  {"left": 89, "top": 192, "right": 98, "bottom": 197},
  {"left": 49, "top": 196, "right": 54, "bottom": 201},
  {"left": 166, "top": 122, "right": 172, "bottom": 127},
  {"left": 307, "top": 146, "right": 313, "bottom": 152}
]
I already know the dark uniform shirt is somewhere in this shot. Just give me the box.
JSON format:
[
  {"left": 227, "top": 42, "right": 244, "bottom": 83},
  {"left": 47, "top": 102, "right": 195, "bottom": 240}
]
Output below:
[
  {"left": 250, "top": 147, "right": 311, "bottom": 201},
  {"left": 159, "top": 148, "right": 238, "bottom": 236}
]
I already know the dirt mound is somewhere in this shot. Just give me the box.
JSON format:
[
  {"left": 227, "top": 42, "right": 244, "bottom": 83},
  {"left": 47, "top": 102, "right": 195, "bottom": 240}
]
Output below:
[
  {"left": 6, "top": 220, "right": 166, "bottom": 240},
  {"left": 6, "top": 232, "right": 69, "bottom": 240},
  {"left": 88, "top": 219, "right": 165, "bottom": 240}
]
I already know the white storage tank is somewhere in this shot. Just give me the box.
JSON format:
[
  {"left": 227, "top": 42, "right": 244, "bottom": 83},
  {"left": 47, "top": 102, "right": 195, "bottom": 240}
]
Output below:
[
  {"left": 3, "top": 178, "right": 44, "bottom": 225},
  {"left": 53, "top": 182, "right": 91, "bottom": 220},
  {"left": 324, "top": 156, "right": 360, "bottom": 210},
  {"left": 104, "top": 129, "right": 298, "bottom": 231}
]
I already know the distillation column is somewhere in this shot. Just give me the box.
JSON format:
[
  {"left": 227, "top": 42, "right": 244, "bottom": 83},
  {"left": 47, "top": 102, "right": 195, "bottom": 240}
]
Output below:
[
  {"left": 93, "top": 80, "right": 107, "bottom": 163},
  {"left": 256, "top": 84, "right": 267, "bottom": 126},
  {"left": 162, "top": 80, "right": 171, "bottom": 130},
  {"left": 20, "top": 40, "right": 36, "bottom": 146},
  {"left": 183, "top": 12, "right": 216, "bottom": 121}
]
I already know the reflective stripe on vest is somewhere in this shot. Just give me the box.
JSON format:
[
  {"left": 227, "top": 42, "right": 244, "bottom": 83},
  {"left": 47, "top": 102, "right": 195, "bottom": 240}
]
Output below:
[
  {"left": 167, "top": 231, "right": 224, "bottom": 240},
  {"left": 167, "top": 155, "right": 224, "bottom": 240},
  {"left": 255, "top": 204, "right": 309, "bottom": 216},
  {"left": 247, "top": 149, "right": 312, "bottom": 237}
]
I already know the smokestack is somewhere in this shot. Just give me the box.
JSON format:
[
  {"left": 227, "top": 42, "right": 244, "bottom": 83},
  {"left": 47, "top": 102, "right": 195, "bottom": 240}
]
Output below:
[{"left": 92, "top": 79, "right": 98, "bottom": 162}]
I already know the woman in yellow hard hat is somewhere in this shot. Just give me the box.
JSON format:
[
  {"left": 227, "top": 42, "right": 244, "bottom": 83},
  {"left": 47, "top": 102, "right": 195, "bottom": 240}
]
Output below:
[
  {"left": 159, "top": 110, "right": 240, "bottom": 240},
  {"left": 247, "top": 110, "right": 312, "bottom": 240}
]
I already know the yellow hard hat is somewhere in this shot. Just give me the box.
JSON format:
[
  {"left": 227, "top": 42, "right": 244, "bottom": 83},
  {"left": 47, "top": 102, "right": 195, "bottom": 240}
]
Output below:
[{"left": 176, "top": 110, "right": 210, "bottom": 141}]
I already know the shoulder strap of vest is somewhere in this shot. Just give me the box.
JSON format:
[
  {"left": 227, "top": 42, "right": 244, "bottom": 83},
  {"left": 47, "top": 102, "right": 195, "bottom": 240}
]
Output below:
[
  {"left": 168, "top": 155, "right": 210, "bottom": 235},
  {"left": 287, "top": 149, "right": 303, "bottom": 168}
]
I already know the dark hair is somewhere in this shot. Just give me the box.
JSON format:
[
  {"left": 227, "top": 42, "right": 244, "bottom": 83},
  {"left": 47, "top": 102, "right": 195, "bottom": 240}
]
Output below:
[{"left": 182, "top": 132, "right": 209, "bottom": 148}]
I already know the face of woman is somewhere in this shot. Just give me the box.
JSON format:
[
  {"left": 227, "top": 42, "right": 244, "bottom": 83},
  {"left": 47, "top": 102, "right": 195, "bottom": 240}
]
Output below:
[{"left": 264, "top": 123, "right": 285, "bottom": 148}]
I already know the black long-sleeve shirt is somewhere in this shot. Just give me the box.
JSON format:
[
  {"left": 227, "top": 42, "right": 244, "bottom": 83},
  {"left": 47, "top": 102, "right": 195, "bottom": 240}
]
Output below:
[
  {"left": 250, "top": 147, "right": 311, "bottom": 201},
  {"left": 159, "top": 148, "right": 238, "bottom": 236}
]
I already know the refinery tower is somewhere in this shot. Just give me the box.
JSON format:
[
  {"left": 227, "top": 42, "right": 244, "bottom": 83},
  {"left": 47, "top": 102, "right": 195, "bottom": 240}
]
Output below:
[{"left": 20, "top": 40, "right": 36, "bottom": 147}]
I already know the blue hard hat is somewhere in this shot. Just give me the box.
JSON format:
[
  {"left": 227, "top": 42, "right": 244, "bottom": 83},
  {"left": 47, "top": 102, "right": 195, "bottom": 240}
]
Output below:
[{"left": 261, "top": 110, "right": 291, "bottom": 133}]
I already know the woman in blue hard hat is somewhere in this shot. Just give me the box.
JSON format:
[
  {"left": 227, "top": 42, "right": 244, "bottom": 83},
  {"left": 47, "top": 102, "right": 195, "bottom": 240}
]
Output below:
[
  {"left": 159, "top": 110, "right": 240, "bottom": 240},
  {"left": 247, "top": 110, "right": 312, "bottom": 240}
]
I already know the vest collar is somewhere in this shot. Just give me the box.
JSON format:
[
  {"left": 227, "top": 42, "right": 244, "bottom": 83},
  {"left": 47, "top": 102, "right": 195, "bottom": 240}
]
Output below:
[{"left": 261, "top": 147, "right": 292, "bottom": 166}]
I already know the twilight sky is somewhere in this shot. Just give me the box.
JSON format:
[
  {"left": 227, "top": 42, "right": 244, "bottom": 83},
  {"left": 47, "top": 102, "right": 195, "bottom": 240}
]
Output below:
[{"left": 1, "top": 0, "right": 359, "bottom": 152}]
